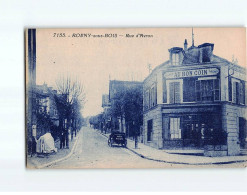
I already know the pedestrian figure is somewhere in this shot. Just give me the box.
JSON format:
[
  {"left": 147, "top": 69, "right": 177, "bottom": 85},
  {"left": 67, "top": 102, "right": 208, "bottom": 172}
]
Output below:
[
  {"left": 65, "top": 130, "right": 69, "bottom": 149},
  {"left": 60, "top": 128, "right": 65, "bottom": 149}
]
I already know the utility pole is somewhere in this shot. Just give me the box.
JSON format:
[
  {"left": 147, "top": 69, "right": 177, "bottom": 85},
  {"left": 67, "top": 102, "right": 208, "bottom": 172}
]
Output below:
[
  {"left": 27, "top": 29, "right": 37, "bottom": 156},
  {"left": 192, "top": 27, "right": 195, "bottom": 47}
]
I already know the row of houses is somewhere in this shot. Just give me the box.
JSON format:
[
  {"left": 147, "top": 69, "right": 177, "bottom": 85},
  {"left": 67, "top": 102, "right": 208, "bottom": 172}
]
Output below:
[{"left": 101, "top": 39, "right": 247, "bottom": 156}]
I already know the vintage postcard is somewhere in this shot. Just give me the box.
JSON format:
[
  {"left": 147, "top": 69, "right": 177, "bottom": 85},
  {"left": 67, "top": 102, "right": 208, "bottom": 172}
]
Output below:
[{"left": 26, "top": 28, "right": 247, "bottom": 169}]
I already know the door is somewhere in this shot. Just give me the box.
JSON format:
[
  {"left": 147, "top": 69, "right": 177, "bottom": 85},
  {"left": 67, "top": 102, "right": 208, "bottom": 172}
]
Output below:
[
  {"left": 239, "top": 117, "right": 247, "bottom": 149},
  {"left": 147, "top": 120, "right": 153, "bottom": 141}
]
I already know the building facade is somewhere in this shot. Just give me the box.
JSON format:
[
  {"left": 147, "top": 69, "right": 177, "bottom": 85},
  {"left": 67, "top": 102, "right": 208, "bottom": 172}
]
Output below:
[
  {"left": 35, "top": 83, "right": 59, "bottom": 138},
  {"left": 143, "top": 40, "right": 246, "bottom": 156}
]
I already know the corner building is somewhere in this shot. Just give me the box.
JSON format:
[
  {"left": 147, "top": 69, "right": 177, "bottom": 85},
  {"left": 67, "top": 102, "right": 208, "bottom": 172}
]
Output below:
[{"left": 143, "top": 40, "right": 246, "bottom": 156}]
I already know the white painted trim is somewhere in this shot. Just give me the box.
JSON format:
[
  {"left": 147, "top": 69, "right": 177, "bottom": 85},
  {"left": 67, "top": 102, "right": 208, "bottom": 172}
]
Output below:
[{"left": 198, "top": 76, "right": 217, "bottom": 80}]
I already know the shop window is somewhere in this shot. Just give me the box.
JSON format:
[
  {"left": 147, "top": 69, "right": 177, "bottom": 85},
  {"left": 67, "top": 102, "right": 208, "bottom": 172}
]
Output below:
[
  {"left": 172, "top": 53, "right": 179, "bottom": 65},
  {"left": 195, "top": 79, "right": 220, "bottom": 102},
  {"left": 170, "top": 118, "right": 181, "bottom": 139},
  {"left": 147, "top": 119, "right": 153, "bottom": 141},
  {"left": 169, "top": 81, "right": 181, "bottom": 104}
]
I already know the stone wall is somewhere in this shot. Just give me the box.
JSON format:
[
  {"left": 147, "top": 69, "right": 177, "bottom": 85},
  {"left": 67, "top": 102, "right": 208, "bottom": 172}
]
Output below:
[
  {"left": 222, "top": 103, "right": 246, "bottom": 155},
  {"left": 143, "top": 105, "right": 163, "bottom": 149}
]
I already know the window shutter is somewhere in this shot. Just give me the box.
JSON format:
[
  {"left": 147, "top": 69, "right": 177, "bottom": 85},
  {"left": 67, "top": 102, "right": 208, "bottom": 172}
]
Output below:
[
  {"left": 155, "top": 83, "right": 157, "bottom": 105},
  {"left": 174, "top": 82, "right": 181, "bottom": 103},
  {"left": 183, "top": 78, "right": 196, "bottom": 102},
  {"left": 214, "top": 79, "right": 220, "bottom": 101},
  {"left": 240, "top": 81, "right": 245, "bottom": 104},
  {"left": 163, "top": 77, "right": 167, "bottom": 103},
  {"left": 196, "top": 80, "right": 201, "bottom": 101},
  {"left": 152, "top": 87, "right": 155, "bottom": 106},
  {"left": 232, "top": 81, "right": 237, "bottom": 103},
  {"left": 169, "top": 82, "right": 175, "bottom": 103},
  {"left": 228, "top": 77, "right": 232, "bottom": 101},
  {"left": 236, "top": 82, "right": 240, "bottom": 104},
  {"left": 244, "top": 82, "right": 247, "bottom": 105}
]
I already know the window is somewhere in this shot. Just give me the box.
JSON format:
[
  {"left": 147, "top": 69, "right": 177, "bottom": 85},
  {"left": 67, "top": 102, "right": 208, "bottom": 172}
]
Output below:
[
  {"left": 147, "top": 120, "right": 153, "bottom": 141},
  {"left": 145, "top": 84, "right": 157, "bottom": 110},
  {"left": 169, "top": 81, "right": 181, "bottom": 104},
  {"left": 163, "top": 77, "right": 167, "bottom": 103},
  {"left": 144, "top": 91, "right": 149, "bottom": 110},
  {"left": 232, "top": 79, "right": 245, "bottom": 105},
  {"left": 172, "top": 53, "right": 179, "bottom": 65},
  {"left": 201, "top": 80, "right": 213, "bottom": 101},
  {"left": 170, "top": 118, "right": 181, "bottom": 139},
  {"left": 151, "top": 86, "right": 157, "bottom": 107},
  {"left": 195, "top": 79, "right": 220, "bottom": 102},
  {"left": 150, "top": 88, "right": 153, "bottom": 108},
  {"left": 183, "top": 78, "right": 196, "bottom": 102},
  {"left": 214, "top": 79, "right": 220, "bottom": 101}
]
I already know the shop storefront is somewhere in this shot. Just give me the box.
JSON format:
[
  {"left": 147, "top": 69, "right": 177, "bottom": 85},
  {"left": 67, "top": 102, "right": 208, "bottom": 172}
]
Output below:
[{"left": 162, "top": 105, "right": 223, "bottom": 149}]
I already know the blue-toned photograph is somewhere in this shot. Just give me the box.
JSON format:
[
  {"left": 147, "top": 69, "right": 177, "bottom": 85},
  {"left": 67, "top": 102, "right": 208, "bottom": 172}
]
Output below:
[{"left": 26, "top": 28, "right": 247, "bottom": 168}]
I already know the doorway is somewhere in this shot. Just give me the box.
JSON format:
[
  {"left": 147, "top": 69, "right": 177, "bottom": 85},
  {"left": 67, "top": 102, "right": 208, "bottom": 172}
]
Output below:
[{"left": 239, "top": 117, "right": 247, "bottom": 149}]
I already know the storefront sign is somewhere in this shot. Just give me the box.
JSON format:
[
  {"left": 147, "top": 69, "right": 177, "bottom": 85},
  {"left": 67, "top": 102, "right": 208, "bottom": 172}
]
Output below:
[{"left": 164, "top": 68, "right": 219, "bottom": 79}]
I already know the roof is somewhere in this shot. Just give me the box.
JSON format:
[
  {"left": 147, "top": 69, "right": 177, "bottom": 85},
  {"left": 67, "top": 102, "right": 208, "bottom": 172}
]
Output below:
[
  {"left": 35, "top": 84, "right": 57, "bottom": 97},
  {"left": 109, "top": 80, "right": 143, "bottom": 85}
]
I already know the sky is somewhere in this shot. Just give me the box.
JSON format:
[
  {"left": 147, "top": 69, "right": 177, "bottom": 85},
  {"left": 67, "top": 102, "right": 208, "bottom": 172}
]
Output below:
[{"left": 35, "top": 28, "right": 246, "bottom": 117}]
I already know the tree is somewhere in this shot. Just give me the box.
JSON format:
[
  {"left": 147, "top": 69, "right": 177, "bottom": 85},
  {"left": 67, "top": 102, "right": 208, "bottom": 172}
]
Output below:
[
  {"left": 123, "top": 87, "right": 143, "bottom": 137},
  {"left": 109, "top": 86, "right": 143, "bottom": 138},
  {"left": 54, "top": 75, "right": 86, "bottom": 148}
]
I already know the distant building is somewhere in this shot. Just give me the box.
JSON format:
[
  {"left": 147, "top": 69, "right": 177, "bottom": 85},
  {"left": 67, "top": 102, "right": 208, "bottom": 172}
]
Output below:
[
  {"left": 109, "top": 80, "right": 143, "bottom": 134},
  {"left": 35, "top": 83, "right": 59, "bottom": 138},
  {"left": 101, "top": 94, "right": 111, "bottom": 133},
  {"left": 102, "top": 94, "right": 110, "bottom": 111},
  {"left": 143, "top": 39, "right": 246, "bottom": 156}
]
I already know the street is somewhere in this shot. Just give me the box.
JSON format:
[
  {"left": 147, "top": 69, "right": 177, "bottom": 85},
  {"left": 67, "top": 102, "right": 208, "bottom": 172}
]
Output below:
[
  {"left": 48, "top": 126, "right": 174, "bottom": 168},
  {"left": 48, "top": 127, "right": 246, "bottom": 169}
]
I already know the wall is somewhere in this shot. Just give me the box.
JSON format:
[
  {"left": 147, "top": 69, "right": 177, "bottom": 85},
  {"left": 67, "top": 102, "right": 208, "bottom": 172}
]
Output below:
[
  {"left": 222, "top": 103, "right": 246, "bottom": 155},
  {"left": 220, "top": 64, "right": 229, "bottom": 101},
  {"left": 143, "top": 105, "right": 163, "bottom": 149}
]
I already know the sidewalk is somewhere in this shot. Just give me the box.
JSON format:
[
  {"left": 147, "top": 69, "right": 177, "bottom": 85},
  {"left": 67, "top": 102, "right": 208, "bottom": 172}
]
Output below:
[
  {"left": 97, "top": 130, "right": 247, "bottom": 165},
  {"left": 27, "top": 131, "right": 80, "bottom": 169}
]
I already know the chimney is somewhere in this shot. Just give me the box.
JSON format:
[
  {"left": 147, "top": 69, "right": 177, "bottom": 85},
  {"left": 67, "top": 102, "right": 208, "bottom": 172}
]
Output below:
[
  {"left": 198, "top": 43, "right": 214, "bottom": 63},
  {"left": 184, "top": 39, "right": 188, "bottom": 51}
]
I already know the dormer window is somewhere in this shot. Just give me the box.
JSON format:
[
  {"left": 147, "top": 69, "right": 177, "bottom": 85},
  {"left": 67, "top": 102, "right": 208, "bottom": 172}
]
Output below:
[
  {"left": 172, "top": 53, "right": 179, "bottom": 65},
  {"left": 169, "top": 47, "right": 183, "bottom": 66}
]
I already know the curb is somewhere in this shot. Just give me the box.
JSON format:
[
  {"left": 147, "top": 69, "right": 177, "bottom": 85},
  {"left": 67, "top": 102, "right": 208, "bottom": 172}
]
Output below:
[
  {"left": 95, "top": 129, "right": 247, "bottom": 166},
  {"left": 34, "top": 130, "right": 81, "bottom": 169},
  {"left": 127, "top": 147, "right": 247, "bottom": 166}
]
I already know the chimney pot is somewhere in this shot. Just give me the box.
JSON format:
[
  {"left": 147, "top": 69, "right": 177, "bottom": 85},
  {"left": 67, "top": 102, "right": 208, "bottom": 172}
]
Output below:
[{"left": 184, "top": 39, "right": 188, "bottom": 51}]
